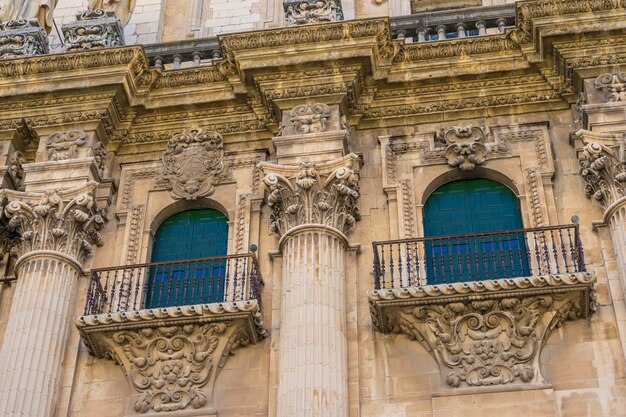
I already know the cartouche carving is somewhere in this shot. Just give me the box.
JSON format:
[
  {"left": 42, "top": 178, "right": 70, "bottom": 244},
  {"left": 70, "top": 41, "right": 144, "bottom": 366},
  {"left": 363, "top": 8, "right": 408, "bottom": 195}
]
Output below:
[
  {"left": 289, "top": 104, "right": 331, "bottom": 134},
  {"left": 284, "top": 0, "right": 344, "bottom": 26},
  {"left": 161, "top": 128, "right": 224, "bottom": 200},
  {"left": 594, "top": 68, "right": 626, "bottom": 102},
  {"left": 439, "top": 125, "right": 489, "bottom": 171}
]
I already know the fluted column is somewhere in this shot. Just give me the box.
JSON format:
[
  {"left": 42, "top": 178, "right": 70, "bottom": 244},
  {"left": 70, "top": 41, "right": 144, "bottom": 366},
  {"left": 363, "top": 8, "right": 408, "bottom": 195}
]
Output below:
[
  {"left": 0, "top": 185, "right": 105, "bottom": 417},
  {"left": 261, "top": 154, "right": 360, "bottom": 417}
]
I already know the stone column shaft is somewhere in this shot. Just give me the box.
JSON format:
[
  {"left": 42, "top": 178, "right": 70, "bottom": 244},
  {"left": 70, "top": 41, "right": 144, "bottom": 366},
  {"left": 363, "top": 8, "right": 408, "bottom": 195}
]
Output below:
[
  {"left": 277, "top": 228, "right": 348, "bottom": 417},
  {"left": 0, "top": 255, "right": 80, "bottom": 417}
]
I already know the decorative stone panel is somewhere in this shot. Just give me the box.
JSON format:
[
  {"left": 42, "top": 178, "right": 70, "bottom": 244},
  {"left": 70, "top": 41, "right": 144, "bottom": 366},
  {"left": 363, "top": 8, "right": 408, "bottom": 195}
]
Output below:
[
  {"left": 283, "top": 0, "right": 343, "bottom": 26},
  {"left": 75, "top": 301, "right": 266, "bottom": 415},
  {"left": 594, "top": 68, "right": 626, "bottom": 103},
  {"left": 61, "top": 8, "right": 125, "bottom": 52},
  {"left": 368, "top": 273, "right": 596, "bottom": 389},
  {"left": 0, "top": 19, "right": 48, "bottom": 59},
  {"left": 438, "top": 125, "right": 490, "bottom": 171}
]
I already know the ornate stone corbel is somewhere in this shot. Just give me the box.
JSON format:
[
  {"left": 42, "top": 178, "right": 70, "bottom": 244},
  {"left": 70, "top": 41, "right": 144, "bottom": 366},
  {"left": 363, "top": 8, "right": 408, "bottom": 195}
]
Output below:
[
  {"left": 284, "top": 0, "right": 344, "bottom": 26},
  {"left": 0, "top": 19, "right": 49, "bottom": 59},
  {"left": 76, "top": 302, "right": 266, "bottom": 415},
  {"left": 61, "top": 8, "right": 125, "bottom": 52},
  {"left": 439, "top": 125, "right": 489, "bottom": 171},
  {"left": 368, "top": 273, "right": 596, "bottom": 389},
  {"left": 263, "top": 155, "right": 360, "bottom": 237},
  {"left": 3, "top": 186, "right": 106, "bottom": 264},
  {"left": 161, "top": 128, "right": 224, "bottom": 200},
  {"left": 594, "top": 68, "right": 626, "bottom": 103},
  {"left": 7, "top": 151, "right": 25, "bottom": 190},
  {"left": 577, "top": 131, "right": 626, "bottom": 211}
]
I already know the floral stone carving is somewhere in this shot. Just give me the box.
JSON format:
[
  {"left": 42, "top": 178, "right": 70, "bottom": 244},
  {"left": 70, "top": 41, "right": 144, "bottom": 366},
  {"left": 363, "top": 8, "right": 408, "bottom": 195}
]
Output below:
[
  {"left": 368, "top": 273, "right": 596, "bottom": 389},
  {"left": 3, "top": 183, "right": 106, "bottom": 263},
  {"left": 579, "top": 135, "right": 626, "bottom": 211},
  {"left": 61, "top": 8, "right": 125, "bottom": 52},
  {"left": 46, "top": 130, "right": 88, "bottom": 161},
  {"left": 75, "top": 301, "right": 266, "bottom": 415},
  {"left": 161, "top": 128, "right": 224, "bottom": 200},
  {"left": 289, "top": 103, "right": 331, "bottom": 134},
  {"left": 594, "top": 68, "right": 626, "bottom": 103},
  {"left": 439, "top": 125, "right": 489, "bottom": 171},
  {"left": 261, "top": 153, "right": 360, "bottom": 237},
  {"left": 284, "top": 0, "right": 344, "bottom": 26}
]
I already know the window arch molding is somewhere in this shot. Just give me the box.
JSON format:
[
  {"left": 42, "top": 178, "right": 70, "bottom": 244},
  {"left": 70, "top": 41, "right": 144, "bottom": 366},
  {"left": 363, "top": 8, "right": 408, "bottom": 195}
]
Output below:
[{"left": 418, "top": 166, "right": 521, "bottom": 207}]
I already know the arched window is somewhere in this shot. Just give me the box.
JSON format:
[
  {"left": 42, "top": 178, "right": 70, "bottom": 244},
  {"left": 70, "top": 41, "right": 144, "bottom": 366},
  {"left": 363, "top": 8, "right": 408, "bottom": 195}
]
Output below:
[
  {"left": 423, "top": 179, "right": 529, "bottom": 283},
  {"left": 147, "top": 208, "right": 228, "bottom": 308}
]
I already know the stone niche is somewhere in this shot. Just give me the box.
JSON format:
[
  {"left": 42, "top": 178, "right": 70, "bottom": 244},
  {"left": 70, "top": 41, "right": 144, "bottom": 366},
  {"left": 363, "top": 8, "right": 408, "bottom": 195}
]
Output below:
[{"left": 411, "top": 0, "right": 482, "bottom": 13}]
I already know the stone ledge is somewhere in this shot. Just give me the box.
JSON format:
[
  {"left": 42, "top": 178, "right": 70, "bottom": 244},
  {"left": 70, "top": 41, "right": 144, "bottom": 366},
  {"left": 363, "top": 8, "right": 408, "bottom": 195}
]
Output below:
[{"left": 368, "top": 272, "right": 596, "bottom": 389}]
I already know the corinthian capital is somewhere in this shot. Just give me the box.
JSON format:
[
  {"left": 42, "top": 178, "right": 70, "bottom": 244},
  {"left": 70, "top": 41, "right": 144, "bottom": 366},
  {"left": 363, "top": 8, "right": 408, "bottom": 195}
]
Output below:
[
  {"left": 3, "top": 183, "right": 106, "bottom": 264},
  {"left": 577, "top": 130, "right": 626, "bottom": 211},
  {"left": 260, "top": 154, "right": 360, "bottom": 237}
]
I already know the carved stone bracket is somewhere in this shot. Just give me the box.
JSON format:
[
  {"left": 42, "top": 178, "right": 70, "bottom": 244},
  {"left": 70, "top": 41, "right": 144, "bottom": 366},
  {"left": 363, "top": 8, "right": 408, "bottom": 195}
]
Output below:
[
  {"left": 284, "top": 0, "right": 343, "bottom": 26},
  {"left": 75, "top": 301, "right": 266, "bottom": 415},
  {"left": 61, "top": 8, "right": 125, "bottom": 52},
  {"left": 0, "top": 19, "right": 48, "bottom": 60},
  {"left": 161, "top": 128, "right": 224, "bottom": 200},
  {"left": 577, "top": 130, "right": 626, "bottom": 212},
  {"left": 260, "top": 153, "right": 360, "bottom": 238},
  {"left": 2, "top": 182, "right": 106, "bottom": 265},
  {"left": 368, "top": 273, "right": 596, "bottom": 390},
  {"left": 594, "top": 68, "right": 626, "bottom": 103},
  {"left": 438, "top": 125, "right": 490, "bottom": 171}
]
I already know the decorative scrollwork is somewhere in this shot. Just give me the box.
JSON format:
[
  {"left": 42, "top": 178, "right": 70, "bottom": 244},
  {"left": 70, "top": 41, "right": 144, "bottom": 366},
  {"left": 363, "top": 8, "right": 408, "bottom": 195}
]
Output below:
[
  {"left": 579, "top": 140, "right": 626, "bottom": 210},
  {"left": 594, "top": 68, "right": 626, "bottom": 102},
  {"left": 62, "top": 8, "right": 125, "bottom": 52},
  {"left": 161, "top": 128, "right": 224, "bottom": 200},
  {"left": 439, "top": 125, "right": 489, "bottom": 171},
  {"left": 284, "top": 0, "right": 343, "bottom": 26},
  {"left": 289, "top": 103, "right": 331, "bottom": 134},
  {"left": 4, "top": 187, "right": 106, "bottom": 263},
  {"left": 46, "top": 130, "right": 88, "bottom": 161},
  {"left": 261, "top": 155, "right": 360, "bottom": 237}
]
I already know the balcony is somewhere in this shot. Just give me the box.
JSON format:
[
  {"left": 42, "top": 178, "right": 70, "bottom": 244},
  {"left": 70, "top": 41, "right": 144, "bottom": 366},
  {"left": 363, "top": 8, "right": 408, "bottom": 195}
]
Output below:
[
  {"left": 367, "top": 224, "right": 596, "bottom": 390},
  {"left": 75, "top": 253, "right": 266, "bottom": 415}
]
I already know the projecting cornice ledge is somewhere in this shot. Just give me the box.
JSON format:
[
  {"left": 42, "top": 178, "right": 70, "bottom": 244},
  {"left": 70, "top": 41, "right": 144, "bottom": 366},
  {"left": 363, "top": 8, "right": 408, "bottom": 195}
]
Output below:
[
  {"left": 75, "top": 300, "right": 266, "bottom": 416},
  {"left": 368, "top": 272, "right": 596, "bottom": 390}
]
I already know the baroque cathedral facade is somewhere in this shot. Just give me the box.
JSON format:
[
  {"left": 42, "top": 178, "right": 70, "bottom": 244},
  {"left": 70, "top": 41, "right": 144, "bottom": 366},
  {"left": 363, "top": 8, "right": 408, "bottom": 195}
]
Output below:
[{"left": 0, "top": 0, "right": 625, "bottom": 416}]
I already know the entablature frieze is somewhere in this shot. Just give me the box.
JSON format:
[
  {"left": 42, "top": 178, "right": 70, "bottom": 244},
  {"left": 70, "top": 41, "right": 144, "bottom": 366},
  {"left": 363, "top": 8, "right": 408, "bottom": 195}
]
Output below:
[{"left": 1, "top": 1, "right": 626, "bottom": 147}]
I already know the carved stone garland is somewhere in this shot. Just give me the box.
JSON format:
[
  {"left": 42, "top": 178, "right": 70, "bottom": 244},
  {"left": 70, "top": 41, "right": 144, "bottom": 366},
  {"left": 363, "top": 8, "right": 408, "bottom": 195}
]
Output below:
[
  {"left": 161, "top": 128, "right": 224, "bottom": 200},
  {"left": 284, "top": 0, "right": 344, "bottom": 26},
  {"left": 439, "top": 125, "right": 489, "bottom": 171},
  {"left": 594, "top": 68, "right": 626, "bottom": 103},
  {"left": 579, "top": 141, "right": 626, "bottom": 211}
]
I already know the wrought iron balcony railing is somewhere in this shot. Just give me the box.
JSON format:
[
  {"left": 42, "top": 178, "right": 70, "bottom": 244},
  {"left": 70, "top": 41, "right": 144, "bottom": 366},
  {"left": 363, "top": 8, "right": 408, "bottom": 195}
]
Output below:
[
  {"left": 83, "top": 253, "right": 263, "bottom": 315},
  {"left": 372, "top": 224, "right": 586, "bottom": 289}
]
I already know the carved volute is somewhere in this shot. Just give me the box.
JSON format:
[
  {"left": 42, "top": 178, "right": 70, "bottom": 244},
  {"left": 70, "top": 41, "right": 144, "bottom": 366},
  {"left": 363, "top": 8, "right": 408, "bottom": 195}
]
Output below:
[{"left": 260, "top": 153, "right": 360, "bottom": 239}]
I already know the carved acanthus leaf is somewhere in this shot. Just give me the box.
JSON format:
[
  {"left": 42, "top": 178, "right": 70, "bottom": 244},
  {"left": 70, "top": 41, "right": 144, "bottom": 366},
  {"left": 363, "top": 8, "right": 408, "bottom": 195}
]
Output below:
[
  {"left": 579, "top": 138, "right": 626, "bottom": 210},
  {"left": 161, "top": 128, "right": 224, "bottom": 200},
  {"left": 261, "top": 155, "right": 360, "bottom": 237},
  {"left": 4, "top": 188, "right": 106, "bottom": 263}
]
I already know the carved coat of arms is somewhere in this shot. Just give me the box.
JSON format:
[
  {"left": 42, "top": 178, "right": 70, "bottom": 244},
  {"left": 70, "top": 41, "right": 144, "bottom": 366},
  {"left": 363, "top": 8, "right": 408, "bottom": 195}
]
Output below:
[{"left": 161, "top": 128, "right": 224, "bottom": 200}]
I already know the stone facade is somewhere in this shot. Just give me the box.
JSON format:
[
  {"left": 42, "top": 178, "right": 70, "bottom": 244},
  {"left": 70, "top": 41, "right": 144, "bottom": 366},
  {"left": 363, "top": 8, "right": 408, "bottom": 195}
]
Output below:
[{"left": 1, "top": 1, "right": 626, "bottom": 417}]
